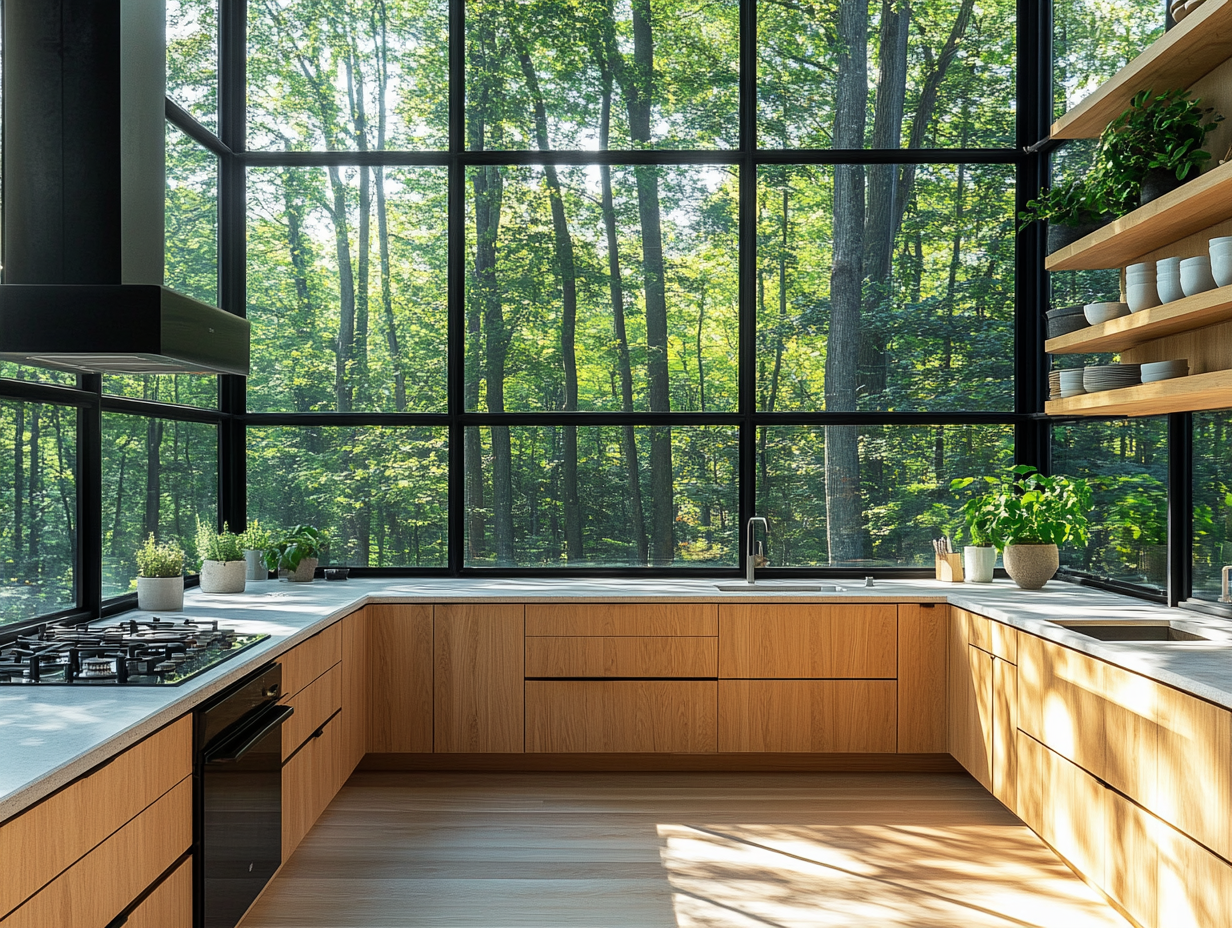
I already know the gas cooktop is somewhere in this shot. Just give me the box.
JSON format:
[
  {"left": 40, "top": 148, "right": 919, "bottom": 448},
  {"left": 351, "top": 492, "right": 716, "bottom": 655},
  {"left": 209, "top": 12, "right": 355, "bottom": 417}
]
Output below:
[{"left": 0, "top": 617, "right": 268, "bottom": 685}]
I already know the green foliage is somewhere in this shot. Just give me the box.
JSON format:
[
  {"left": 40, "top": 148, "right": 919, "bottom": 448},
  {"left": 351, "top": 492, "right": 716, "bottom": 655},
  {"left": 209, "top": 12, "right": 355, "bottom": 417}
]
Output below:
[
  {"left": 949, "top": 476, "right": 1002, "bottom": 547},
  {"left": 1100, "top": 88, "right": 1223, "bottom": 191},
  {"left": 976, "top": 465, "right": 1094, "bottom": 548},
  {"left": 136, "top": 535, "right": 185, "bottom": 578},
  {"left": 265, "top": 525, "right": 329, "bottom": 573},
  {"left": 1018, "top": 177, "right": 1110, "bottom": 230},
  {"left": 195, "top": 518, "right": 243, "bottom": 563},
  {"left": 239, "top": 520, "right": 274, "bottom": 552}
]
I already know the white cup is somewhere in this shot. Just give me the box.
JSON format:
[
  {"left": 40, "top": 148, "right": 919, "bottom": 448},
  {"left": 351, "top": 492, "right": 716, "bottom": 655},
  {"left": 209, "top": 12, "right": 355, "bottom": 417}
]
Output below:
[
  {"left": 1181, "top": 255, "right": 1217, "bottom": 297},
  {"left": 1157, "top": 257, "right": 1184, "bottom": 303},
  {"left": 1127, "top": 279, "right": 1161, "bottom": 312},
  {"left": 1213, "top": 251, "right": 1232, "bottom": 288},
  {"left": 1126, "top": 262, "right": 1155, "bottom": 277},
  {"left": 1209, "top": 235, "right": 1232, "bottom": 249}
]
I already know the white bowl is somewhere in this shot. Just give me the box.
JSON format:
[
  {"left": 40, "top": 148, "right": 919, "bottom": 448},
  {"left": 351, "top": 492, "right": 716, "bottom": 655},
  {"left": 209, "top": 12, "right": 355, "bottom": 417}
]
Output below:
[
  {"left": 1127, "top": 279, "right": 1161, "bottom": 313},
  {"left": 1126, "top": 261, "right": 1155, "bottom": 277},
  {"left": 1157, "top": 260, "right": 1185, "bottom": 303},
  {"left": 1141, "top": 360, "right": 1188, "bottom": 382},
  {"left": 1181, "top": 256, "right": 1217, "bottom": 296},
  {"left": 1213, "top": 251, "right": 1232, "bottom": 288},
  {"left": 1084, "top": 301, "right": 1131, "bottom": 324}
]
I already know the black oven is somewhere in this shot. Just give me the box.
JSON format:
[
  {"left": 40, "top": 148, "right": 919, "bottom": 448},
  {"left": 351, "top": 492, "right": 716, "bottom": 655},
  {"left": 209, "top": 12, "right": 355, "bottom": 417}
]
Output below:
[{"left": 194, "top": 663, "right": 293, "bottom": 928}]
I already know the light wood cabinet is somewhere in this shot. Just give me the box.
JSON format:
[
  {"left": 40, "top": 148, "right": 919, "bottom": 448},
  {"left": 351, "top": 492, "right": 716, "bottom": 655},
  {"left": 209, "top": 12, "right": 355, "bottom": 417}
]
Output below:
[
  {"left": 1017, "top": 636, "right": 1106, "bottom": 780},
  {"left": 525, "top": 636, "right": 717, "bottom": 678},
  {"left": 340, "top": 608, "right": 370, "bottom": 774},
  {"left": 368, "top": 604, "right": 433, "bottom": 753},
  {"left": 718, "top": 680, "right": 897, "bottom": 752},
  {"left": 1101, "top": 661, "right": 1161, "bottom": 808},
  {"left": 1157, "top": 811, "right": 1232, "bottom": 928},
  {"left": 1015, "top": 729, "right": 1045, "bottom": 834},
  {"left": 947, "top": 614, "right": 993, "bottom": 789},
  {"left": 1155, "top": 684, "right": 1232, "bottom": 862},
  {"left": 0, "top": 778, "right": 192, "bottom": 928},
  {"left": 991, "top": 656, "right": 1017, "bottom": 812},
  {"left": 526, "top": 603, "right": 716, "bottom": 637},
  {"left": 0, "top": 716, "right": 192, "bottom": 920},
  {"left": 526, "top": 681, "right": 717, "bottom": 752},
  {"left": 282, "top": 662, "right": 342, "bottom": 761},
  {"left": 1106, "top": 790, "right": 1158, "bottom": 928},
  {"left": 124, "top": 858, "right": 193, "bottom": 928},
  {"left": 718, "top": 604, "right": 897, "bottom": 679},
  {"left": 281, "top": 622, "right": 341, "bottom": 697},
  {"left": 435, "top": 604, "right": 524, "bottom": 753},
  {"left": 282, "top": 710, "right": 344, "bottom": 862},
  {"left": 897, "top": 604, "right": 947, "bottom": 752},
  {"left": 964, "top": 609, "right": 993, "bottom": 655},
  {"left": 1040, "top": 740, "right": 1106, "bottom": 890}
]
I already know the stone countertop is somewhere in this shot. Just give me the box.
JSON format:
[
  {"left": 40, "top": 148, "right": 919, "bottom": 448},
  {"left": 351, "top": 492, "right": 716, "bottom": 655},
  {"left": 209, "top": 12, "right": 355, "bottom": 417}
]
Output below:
[{"left": 3, "top": 575, "right": 1231, "bottom": 822}]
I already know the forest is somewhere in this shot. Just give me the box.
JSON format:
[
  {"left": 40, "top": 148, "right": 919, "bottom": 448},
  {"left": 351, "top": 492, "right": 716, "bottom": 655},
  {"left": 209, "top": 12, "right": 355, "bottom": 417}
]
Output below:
[{"left": 2, "top": 0, "right": 1229, "bottom": 626}]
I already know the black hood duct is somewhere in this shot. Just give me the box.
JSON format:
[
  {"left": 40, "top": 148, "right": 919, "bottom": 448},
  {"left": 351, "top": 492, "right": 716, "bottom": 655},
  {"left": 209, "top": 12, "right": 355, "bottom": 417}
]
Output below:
[{"left": 0, "top": 0, "right": 249, "bottom": 376}]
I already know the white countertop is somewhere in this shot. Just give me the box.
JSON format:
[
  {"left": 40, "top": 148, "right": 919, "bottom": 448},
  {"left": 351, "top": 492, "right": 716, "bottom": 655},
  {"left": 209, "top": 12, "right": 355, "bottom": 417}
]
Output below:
[{"left": 3, "top": 575, "right": 1231, "bottom": 822}]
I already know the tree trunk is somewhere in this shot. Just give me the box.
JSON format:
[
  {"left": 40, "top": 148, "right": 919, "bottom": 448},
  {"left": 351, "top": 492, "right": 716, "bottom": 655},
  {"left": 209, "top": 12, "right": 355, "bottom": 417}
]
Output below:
[
  {"left": 328, "top": 165, "right": 357, "bottom": 412},
  {"left": 143, "top": 418, "right": 164, "bottom": 539},
  {"left": 824, "top": 0, "right": 869, "bottom": 565},
  {"left": 13, "top": 400, "right": 25, "bottom": 566}
]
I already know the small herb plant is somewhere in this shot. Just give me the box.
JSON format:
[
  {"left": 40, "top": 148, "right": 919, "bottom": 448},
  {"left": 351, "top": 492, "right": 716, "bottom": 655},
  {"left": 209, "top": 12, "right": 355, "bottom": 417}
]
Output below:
[
  {"left": 239, "top": 520, "right": 274, "bottom": 552},
  {"left": 974, "top": 465, "right": 1093, "bottom": 548},
  {"left": 264, "top": 524, "right": 328, "bottom": 573},
  {"left": 950, "top": 476, "right": 1001, "bottom": 548},
  {"left": 1018, "top": 177, "right": 1110, "bottom": 231},
  {"left": 1100, "top": 88, "right": 1223, "bottom": 187},
  {"left": 195, "top": 517, "right": 244, "bottom": 563},
  {"left": 136, "top": 535, "right": 185, "bottom": 578}
]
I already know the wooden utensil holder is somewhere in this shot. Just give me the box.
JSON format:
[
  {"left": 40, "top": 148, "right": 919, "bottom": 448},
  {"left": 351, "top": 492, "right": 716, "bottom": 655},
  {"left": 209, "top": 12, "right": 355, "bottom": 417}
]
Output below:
[{"left": 935, "top": 553, "right": 964, "bottom": 582}]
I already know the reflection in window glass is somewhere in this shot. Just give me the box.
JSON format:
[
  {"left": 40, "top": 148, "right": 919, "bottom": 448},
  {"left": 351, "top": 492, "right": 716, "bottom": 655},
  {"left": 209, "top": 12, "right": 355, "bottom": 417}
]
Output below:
[
  {"left": 467, "top": 0, "right": 738, "bottom": 151},
  {"left": 247, "top": 0, "right": 448, "bottom": 151},
  {"left": 167, "top": 0, "right": 218, "bottom": 130},
  {"left": 1194, "top": 411, "right": 1232, "bottom": 602},
  {"left": 102, "top": 414, "right": 217, "bottom": 599},
  {"left": 166, "top": 123, "right": 218, "bottom": 306},
  {"left": 1053, "top": 0, "right": 1162, "bottom": 121},
  {"left": 757, "top": 425, "right": 1013, "bottom": 567},
  {"left": 247, "top": 167, "right": 448, "bottom": 413},
  {"left": 1052, "top": 418, "right": 1168, "bottom": 593},
  {"left": 757, "top": 163, "right": 1015, "bottom": 412},
  {"left": 0, "top": 363, "right": 75, "bottom": 387},
  {"left": 759, "top": 0, "right": 1016, "bottom": 149},
  {"left": 465, "top": 426, "right": 738, "bottom": 567},
  {"left": 467, "top": 165, "right": 737, "bottom": 413},
  {"left": 248, "top": 426, "right": 448, "bottom": 567},
  {"left": 0, "top": 401, "right": 76, "bottom": 625},
  {"left": 1048, "top": 140, "right": 1120, "bottom": 309},
  {"left": 104, "top": 374, "right": 217, "bottom": 410}
]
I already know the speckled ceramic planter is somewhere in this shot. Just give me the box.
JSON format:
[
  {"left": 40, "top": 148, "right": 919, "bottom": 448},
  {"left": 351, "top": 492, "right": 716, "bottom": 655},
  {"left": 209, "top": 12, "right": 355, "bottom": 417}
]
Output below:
[
  {"left": 1003, "top": 544, "right": 1059, "bottom": 590},
  {"left": 287, "top": 557, "right": 318, "bottom": 582},
  {"left": 200, "top": 559, "right": 246, "bottom": 593},
  {"left": 137, "top": 576, "right": 184, "bottom": 611}
]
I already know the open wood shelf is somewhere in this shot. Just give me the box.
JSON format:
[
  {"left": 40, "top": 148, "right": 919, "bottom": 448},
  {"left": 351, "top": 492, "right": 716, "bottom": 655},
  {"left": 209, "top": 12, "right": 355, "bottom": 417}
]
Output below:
[
  {"left": 1044, "top": 159, "right": 1232, "bottom": 271},
  {"left": 1051, "top": 0, "right": 1232, "bottom": 139},
  {"left": 1044, "top": 368, "right": 1232, "bottom": 417},
  {"left": 1045, "top": 285, "right": 1232, "bottom": 354}
]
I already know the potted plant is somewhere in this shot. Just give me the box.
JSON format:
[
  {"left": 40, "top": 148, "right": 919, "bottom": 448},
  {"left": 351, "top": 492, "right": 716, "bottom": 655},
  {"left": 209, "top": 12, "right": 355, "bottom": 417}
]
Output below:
[
  {"left": 1018, "top": 177, "right": 1118, "bottom": 255},
  {"left": 982, "top": 465, "right": 1094, "bottom": 590},
  {"left": 265, "top": 525, "right": 327, "bottom": 582},
  {"left": 950, "top": 476, "right": 1000, "bottom": 583},
  {"left": 1099, "top": 88, "right": 1223, "bottom": 206},
  {"left": 239, "top": 520, "right": 274, "bottom": 582},
  {"left": 195, "top": 518, "right": 246, "bottom": 594},
  {"left": 136, "top": 534, "right": 185, "bottom": 611}
]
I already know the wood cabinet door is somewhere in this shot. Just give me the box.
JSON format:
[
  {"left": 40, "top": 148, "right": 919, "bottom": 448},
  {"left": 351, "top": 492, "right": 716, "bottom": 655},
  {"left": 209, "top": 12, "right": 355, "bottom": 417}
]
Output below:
[
  {"left": 526, "top": 681, "right": 717, "bottom": 753},
  {"left": 718, "top": 604, "right": 897, "bottom": 679},
  {"left": 123, "top": 858, "right": 193, "bottom": 928},
  {"left": 281, "top": 623, "right": 341, "bottom": 698},
  {"left": 435, "top": 604, "right": 525, "bottom": 753},
  {"left": 992, "top": 656, "right": 1017, "bottom": 812},
  {"left": 340, "top": 608, "right": 370, "bottom": 774},
  {"left": 1043, "top": 742, "right": 1106, "bottom": 887},
  {"left": 1156, "top": 685, "right": 1232, "bottom": 862},
  {"left": 526, "top": 603, "right": 716, "bottom": 637},
  {"left": 897, "top": 604, "right": 948, "bottom": 752},
  {"left": 368, "top": 604, "right": 433, "bottom": 753},
  {"left": 282, "top": 713, "right": 342, "bottom": 862},
  {"left": 947, "top": 613, "right": 992, "bottom": 790},
  {"left": 525, "top": 636, "right": 717, "bottom": 678},
  {"left": 718, "top": 680, "right": 897, "bottom": 752}
]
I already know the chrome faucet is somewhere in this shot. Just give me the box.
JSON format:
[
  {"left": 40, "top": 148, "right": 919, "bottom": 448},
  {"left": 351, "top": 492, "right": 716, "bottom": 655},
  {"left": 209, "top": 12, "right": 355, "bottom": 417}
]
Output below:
[
  {"left": 1222, "top": 565, "right": 1232, "bottom": 604},
  {"left": 746, "top": 517, "right": 768, "bottom": 584}
]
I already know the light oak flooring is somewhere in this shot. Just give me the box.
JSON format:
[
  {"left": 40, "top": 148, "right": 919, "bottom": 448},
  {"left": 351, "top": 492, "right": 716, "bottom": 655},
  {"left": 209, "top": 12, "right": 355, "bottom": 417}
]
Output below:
[{"left": 241, "top": 772, "right": 1132, "bottom": 928}]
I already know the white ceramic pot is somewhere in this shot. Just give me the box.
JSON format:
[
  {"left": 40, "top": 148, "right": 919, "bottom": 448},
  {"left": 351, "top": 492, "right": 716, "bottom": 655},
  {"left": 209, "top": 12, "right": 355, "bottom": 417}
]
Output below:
[
  {"left": 1210, "top": 245, "right": 1232, "bottom": 288},
  {"left": 287, "top": 557, "right": 318, "bottom": 582},
  {"left": 244, "top": 549, "right": 267, "bottom": 581},
  {"left": 137, "top": 576, "right": 184, "bottom": 611},
  {"left": 200, "top": 559, "right": 246, "bottom": 594},
  {"left": 963, "top": 546, "right": 996, "bottom": 583},
  {"left": 1180, "top": 256, "right": 1217, "bottom": 296},
  {"left": 1126, "top": 279, "right": 1161, "bottom": 313},
  {"left": 1156, "top": 257, "right": 1184, "bottom": 303},
  {"left": 1003, "top": 544, "right": 1060, "bottom": 590}
]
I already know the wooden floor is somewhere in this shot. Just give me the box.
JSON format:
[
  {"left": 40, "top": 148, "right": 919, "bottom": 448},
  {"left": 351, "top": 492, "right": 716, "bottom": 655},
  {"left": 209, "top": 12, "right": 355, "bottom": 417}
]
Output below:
[{"left": 241, "top": 771, "right": 1133, "bottom": 928}]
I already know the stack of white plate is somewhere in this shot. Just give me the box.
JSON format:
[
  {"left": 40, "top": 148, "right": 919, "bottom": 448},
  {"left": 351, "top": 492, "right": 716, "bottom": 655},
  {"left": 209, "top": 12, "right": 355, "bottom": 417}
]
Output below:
[
  {"left": 1048, "top": 369, "right": 1063, "bottom": 399},
  {"left": 1059, "top": 369, "right": 1086, "bottom": 398},
  {"left": 1141, "top": 359, "right": 1188, "bottom": 383},
  {"left": 1083, "top": 364, "right": 1141, "bottom": 393}
]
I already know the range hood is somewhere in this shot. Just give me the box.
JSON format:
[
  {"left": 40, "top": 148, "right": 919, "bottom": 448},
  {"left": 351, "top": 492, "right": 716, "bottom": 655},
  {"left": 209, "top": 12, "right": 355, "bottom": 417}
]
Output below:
[{"left": 0, "top": 0, "right": 250, "bottom": 376}]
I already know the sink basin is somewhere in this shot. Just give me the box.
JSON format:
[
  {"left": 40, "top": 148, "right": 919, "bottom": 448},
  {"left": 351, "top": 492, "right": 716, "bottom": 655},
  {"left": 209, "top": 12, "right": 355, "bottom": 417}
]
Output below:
[
  {"left": 714, "top": 583, "right": 844, "bottom": 592},
  {"left": 1056, "top": 621, "right": 1208, "bottom": 642}
]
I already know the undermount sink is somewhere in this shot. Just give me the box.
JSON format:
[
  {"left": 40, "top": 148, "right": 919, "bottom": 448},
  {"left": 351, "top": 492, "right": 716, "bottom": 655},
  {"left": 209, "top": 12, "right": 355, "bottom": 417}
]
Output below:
[
  {"left": 1055, "top": 621, "right": 1208, "bottom": 642},
  {"left": 714, "top": 583, "right": 844, "bottom": 592}
]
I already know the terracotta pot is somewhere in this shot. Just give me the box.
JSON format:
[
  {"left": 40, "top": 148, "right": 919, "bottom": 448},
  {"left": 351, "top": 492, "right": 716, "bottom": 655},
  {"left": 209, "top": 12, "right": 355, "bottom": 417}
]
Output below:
[
  {"left": 200, "top": 559, "right": 246, "bottom": 594},
  {"left": 963, "top": 546, "right": 997, "bottom": 583},
  {"left": 287, "top": 557, "right": 318, "bottom": 582},
  {"left": 1003, "top": 544, "right": 1059, "bottom": 590},
  {"left": 137, "top": 576, "right": 184, "bottom": 611}
]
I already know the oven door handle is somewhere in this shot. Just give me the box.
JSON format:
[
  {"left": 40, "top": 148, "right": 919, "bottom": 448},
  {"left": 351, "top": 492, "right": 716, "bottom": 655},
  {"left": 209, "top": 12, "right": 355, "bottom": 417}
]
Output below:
[{"left": 204, "top": 703, "right": 294, "bottom": 764}]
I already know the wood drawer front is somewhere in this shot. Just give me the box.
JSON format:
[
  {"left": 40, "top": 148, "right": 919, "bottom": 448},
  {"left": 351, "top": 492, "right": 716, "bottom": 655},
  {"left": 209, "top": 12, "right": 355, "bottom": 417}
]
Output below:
[
  {"left": 526, "top": 681, "right": 717, "bottom": 753},
  {"left": 991, "top": 621, "right": 1018, "bottom": 664},
  {"left": 718, "top": 604, "right": 897, "bottom": 679},
  {"left": 1155, "top": 685, "right": 1232, "bottom": 862},
  {"left": 1018, "top": 636, "right": 1107, "bottom": 780},
  {"left": 1039, "top": 741, "right": 1106, "bottom": 890},
  {"left": 525, "top": 636, "right": 717, "bottom": 678},
  {"left": 283, "top": 711, "right": 343, "bottom": 862},
  {"left": 525, "top": 603, "right": 717, "bottom": 637},
  {"left": 281, "top": 622, "right": 342, "bottom": 697},
  {"left": 964, "top": 609, "right": 993, "bottom": 655},
  {"left": 283, "top": 662, "right": 343, "bottom": 760},
  {"left": 124, "top": 857, "right": 192, "bottom": 928},
  {"left": 0, "top": 777, "right": 191, "bottom": 928},
  {"left": 1157, "top": 811, "right": 1232, "bottom": 928},
  {"left": 1106, "top": 791, "right": 1158, "bottom": 928},
  {"left": 718, "top": 680, "right": 897, "bottom": 752},
  {"left": 0, "top": 715, "right": 191, "bottom": 919}
]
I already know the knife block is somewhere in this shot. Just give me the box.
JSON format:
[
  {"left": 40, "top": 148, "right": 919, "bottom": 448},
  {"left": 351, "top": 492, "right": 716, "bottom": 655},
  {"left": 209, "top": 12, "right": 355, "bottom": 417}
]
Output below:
[{"left": 935, "top": 553, "right": 964, "bottom": 582}]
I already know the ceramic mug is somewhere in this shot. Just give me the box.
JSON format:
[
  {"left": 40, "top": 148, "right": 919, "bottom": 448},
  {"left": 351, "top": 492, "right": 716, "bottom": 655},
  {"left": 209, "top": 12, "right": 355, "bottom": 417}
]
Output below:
[
  {"left": 1157, "top": 257, "right": 1184, "bottom": 303},
  {"left": 1180, "top": 256, "right": 1217, "bottom": 297}
]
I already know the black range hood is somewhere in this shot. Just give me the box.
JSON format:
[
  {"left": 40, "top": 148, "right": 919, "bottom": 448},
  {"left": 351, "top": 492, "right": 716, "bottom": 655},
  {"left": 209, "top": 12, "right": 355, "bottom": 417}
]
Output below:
[{"left": 0, "top": 0, "right": 249, "bottom": 377}]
